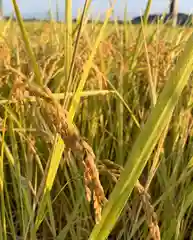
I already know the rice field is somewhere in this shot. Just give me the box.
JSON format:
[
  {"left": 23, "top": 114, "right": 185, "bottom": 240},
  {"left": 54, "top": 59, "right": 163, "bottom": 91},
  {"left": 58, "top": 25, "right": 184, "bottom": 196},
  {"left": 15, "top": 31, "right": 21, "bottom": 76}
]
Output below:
[{"left": 0, "top": 1, "right": 193, "bottom": 239}]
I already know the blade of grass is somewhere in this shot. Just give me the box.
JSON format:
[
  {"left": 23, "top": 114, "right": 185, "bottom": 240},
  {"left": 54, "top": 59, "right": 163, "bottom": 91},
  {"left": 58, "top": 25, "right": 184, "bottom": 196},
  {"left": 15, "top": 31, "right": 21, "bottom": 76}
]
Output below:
[
  {"left": 0, "top": 110, "right": 8, "bottom": 240},
  {"left": 11, "top": 0, "right": 42, "bottom": 85},
  {"left": 65, "top": 0, "right": 73, "bottom": 82},
  {"left": 0, "top": 90, "right": 115, "bottom": 106},
  {"left": 35, "top": 134, "right": 64, "bottom": 231}
]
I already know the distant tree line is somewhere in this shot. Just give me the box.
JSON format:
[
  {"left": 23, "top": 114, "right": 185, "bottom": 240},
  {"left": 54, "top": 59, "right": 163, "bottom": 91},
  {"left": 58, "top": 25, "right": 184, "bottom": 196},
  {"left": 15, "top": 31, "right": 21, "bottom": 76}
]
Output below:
[{"left": 131, "top": 13, "right": 192, "bottom": 27}]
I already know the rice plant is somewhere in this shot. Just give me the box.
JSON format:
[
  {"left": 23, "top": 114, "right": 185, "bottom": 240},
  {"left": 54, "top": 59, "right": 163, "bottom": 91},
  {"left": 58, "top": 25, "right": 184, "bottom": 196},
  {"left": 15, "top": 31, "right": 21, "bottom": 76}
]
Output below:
[{"left": 0, "top": 0, "right": 192, "bottom": 239}]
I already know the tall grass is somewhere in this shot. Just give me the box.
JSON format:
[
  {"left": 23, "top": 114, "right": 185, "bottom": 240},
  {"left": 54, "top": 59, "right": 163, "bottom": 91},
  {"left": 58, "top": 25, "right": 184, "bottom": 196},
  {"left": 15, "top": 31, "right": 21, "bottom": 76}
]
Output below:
[{"left": 0, "top": 0, "right": 193, "bottom": 239}]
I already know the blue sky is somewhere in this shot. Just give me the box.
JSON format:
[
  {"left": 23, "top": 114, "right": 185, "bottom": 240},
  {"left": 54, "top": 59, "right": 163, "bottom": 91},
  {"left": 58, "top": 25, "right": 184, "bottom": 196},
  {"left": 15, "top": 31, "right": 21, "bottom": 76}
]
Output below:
[{"left": 3, "top": 0, "right": 193, "bottom": 19}]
